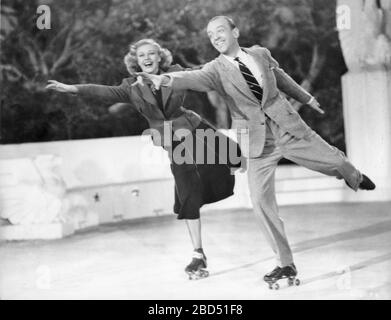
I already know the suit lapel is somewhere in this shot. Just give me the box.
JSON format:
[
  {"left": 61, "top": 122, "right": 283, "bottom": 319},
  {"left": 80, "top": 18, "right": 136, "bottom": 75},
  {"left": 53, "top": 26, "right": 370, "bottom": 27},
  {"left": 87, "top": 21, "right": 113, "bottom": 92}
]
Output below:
[
  {"left": 136, "top": 83, "right": 157, "bottom": 106},
  {"left": 217, "top": 55, "right": 260, "bottom": 105},
  {"left": 135, "top": 84, "right": 165, "bottom": 118},
  {"left": 244, "top": 47, "right": 269, "bottom": 107},
  {"left": 162, "top": 86, "right": 173, "bottom": 109}
]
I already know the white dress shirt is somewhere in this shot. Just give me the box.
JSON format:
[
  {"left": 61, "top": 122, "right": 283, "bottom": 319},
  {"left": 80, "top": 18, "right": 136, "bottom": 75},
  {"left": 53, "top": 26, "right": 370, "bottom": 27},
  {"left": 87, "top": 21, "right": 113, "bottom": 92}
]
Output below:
[
  {"left": 223, "top": 49, "right": 263, "bottom": 87},
  {"left": 224, "top": 49, "right": 315, "bottom": 104}
]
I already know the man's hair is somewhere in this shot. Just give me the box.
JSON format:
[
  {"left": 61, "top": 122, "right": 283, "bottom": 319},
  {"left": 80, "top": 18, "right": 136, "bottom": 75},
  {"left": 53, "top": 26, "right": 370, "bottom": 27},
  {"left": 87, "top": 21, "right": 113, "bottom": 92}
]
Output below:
[{"left": 208, "top": 16, "right": 237, "bottom": 29}]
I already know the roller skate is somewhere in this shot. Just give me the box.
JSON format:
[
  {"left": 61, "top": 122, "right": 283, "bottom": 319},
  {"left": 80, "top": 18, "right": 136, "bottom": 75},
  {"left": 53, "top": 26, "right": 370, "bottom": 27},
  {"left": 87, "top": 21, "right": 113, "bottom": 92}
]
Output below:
[
  {"left": 263, "top": 264, "right": 300, "bottom": 290},
  {"left": 185, "top": 249, "right": 209, "bottom": 280}
]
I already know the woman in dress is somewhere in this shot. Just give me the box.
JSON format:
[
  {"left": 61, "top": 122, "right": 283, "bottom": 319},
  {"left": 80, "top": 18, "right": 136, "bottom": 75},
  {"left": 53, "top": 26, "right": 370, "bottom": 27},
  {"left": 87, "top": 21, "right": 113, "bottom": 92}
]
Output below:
[{"left": 46, "top": 39, "right": 242, "bottom": 280}]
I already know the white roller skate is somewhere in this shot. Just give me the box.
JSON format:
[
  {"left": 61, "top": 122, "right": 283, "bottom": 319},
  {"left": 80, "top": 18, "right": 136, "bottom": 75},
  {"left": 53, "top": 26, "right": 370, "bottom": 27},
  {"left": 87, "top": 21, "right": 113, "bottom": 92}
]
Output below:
[{"left": 185, "top": 249, "right": 209, "bottom": 280}]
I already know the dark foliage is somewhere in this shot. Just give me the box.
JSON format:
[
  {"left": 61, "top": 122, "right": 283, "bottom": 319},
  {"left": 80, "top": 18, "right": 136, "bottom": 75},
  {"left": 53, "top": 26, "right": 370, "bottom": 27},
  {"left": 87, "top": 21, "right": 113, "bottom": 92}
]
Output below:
[{"left": 1, "top": 0, "right": 346, "bottom": 151}]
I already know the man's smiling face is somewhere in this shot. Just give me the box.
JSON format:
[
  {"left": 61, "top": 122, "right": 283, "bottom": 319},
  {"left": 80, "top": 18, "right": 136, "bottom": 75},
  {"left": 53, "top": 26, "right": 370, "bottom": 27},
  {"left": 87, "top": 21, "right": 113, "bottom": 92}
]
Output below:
[{"left": 206, "top": 17, "right": 239, "bottom": 55}]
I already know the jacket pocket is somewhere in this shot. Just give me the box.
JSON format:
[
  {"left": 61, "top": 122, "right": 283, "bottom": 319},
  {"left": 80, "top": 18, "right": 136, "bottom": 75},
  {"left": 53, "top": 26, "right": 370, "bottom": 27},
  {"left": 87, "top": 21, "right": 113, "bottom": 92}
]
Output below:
[
  {"left": 264, "top": 98, "right": 310, "bottom": 139},
  {"left": 231, "top": 118, "right": 248, "bottom": 130}
]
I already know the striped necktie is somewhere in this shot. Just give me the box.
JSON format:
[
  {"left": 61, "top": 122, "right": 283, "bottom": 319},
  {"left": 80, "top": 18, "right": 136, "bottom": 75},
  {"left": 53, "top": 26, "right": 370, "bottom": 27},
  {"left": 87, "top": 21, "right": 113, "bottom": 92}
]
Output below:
[{"left": 234, "top": 57, "right": 263, "bottom": 105}]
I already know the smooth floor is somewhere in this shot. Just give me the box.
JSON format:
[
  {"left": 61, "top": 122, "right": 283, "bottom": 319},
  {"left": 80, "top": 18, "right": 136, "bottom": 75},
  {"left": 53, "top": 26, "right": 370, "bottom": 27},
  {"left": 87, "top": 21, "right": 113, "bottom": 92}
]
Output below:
[{"left": 0, "top": 202, "right": 390, "bottom": 300}]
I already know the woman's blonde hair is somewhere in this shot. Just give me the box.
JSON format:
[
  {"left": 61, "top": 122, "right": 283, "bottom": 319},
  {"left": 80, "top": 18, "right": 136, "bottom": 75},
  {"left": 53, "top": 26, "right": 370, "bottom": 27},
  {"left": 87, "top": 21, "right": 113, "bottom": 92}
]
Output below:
[{"left": 124, "top": 39, "right": 173, "bottom": 74}]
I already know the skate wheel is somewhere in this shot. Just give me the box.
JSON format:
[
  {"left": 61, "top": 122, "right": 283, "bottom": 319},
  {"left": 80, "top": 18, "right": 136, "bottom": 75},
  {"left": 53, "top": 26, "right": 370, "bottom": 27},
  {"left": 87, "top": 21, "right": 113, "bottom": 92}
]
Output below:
[
  {"left": 201, "top": 270, "right": 210, "bottom": 278},
  {"left": 288, "top": 278, "right": 294, "bottom": 286},
  {"left": 187, "top": 269, "right": 209, "bottom": 281},
  {"left": 295, "top": 278, "right": 300, "bottom": 286},
  {"left": 273, "top": 283, "right": 280, "bottom": 290},
  {"left": 187, "top": 272, "right": 197, "bottom": 280},
  {"left": 268, "top": 284, "right": 273, "bottom": 290}
]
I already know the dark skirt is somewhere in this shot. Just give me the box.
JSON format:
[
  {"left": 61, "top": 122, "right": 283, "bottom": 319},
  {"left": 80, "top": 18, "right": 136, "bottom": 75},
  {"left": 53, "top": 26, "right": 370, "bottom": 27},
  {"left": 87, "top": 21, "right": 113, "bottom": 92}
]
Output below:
[{"left": 168, "top": 121, "right": 242, "bottom": 220}]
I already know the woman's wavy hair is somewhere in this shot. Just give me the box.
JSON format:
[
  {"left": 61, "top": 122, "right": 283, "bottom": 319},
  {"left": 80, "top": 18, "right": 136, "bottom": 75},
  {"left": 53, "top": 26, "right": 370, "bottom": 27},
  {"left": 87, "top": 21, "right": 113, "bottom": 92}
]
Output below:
[{"left": 124, "top": 39, "right": 173, "bottom": 74}]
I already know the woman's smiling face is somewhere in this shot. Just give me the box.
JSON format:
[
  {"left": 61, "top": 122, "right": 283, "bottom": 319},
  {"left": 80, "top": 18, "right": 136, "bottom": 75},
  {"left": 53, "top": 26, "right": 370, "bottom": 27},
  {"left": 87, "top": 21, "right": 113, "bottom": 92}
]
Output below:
[{"left": 136, "top": 44, "right": 161, "bottom": 74}]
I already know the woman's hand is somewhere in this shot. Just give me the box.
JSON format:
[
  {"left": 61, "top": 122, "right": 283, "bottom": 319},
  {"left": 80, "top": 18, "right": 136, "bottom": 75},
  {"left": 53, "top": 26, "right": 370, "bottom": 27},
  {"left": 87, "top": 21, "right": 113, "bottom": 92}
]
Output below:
[
  {"left": 45, "top": 80, "right": 78, "bottom": 94},
  {"left": 133, "top": 72, "right": 169, "bottom": 90}
]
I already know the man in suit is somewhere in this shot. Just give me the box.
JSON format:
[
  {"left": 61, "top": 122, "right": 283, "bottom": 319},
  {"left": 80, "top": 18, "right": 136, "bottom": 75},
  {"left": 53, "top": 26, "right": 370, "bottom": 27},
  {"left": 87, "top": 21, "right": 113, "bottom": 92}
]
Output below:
[{"left": 136, "top": 16, "right": 376, "bottom": 283}]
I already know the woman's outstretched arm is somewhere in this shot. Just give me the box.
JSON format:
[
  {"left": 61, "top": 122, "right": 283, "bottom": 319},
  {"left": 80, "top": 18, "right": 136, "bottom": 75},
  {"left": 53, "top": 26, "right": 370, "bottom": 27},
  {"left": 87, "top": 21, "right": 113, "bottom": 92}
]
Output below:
[{"left": 45, "top": 78, "right": 134, "bottom": 104}]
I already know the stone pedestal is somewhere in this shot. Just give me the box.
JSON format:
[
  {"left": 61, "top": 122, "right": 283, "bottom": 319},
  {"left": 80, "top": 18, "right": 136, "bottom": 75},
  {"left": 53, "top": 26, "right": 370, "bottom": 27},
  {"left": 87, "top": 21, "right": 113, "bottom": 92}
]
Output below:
[
  {"left": 0, "top": 155, "right": 77, "bottom": 240},
  {"left": 341, "top": 70, "right": 391, "bottom": 201}
]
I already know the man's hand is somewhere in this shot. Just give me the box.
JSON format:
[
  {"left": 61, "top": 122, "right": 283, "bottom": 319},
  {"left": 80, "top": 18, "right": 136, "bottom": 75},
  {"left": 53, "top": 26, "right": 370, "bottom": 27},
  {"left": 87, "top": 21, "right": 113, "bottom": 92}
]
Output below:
[
  {"left": 307, "top": 97, "right": 325, "bottom": 114},
  {"left": 134, "top": 72, "right": 168, "bottom": 90}
]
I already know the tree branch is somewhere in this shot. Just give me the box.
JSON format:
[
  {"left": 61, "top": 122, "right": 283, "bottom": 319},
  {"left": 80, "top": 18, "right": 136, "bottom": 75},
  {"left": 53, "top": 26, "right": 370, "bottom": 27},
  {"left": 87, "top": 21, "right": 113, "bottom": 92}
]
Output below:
[
  {"left": 20, "top": 40, "right": 40, "bottom": 74},
  {"left": 175, "top": 52, "right": 199, "bottom": 68},
  {"left": 290, "top": 44, "right": 327, "bottom": 110},
  {"left": 0, "top": 64, "right": 28, "bottom": 81},
  {"left": 47, "top": 25, "right": 72, "bottom": 50},
  {"left": 50, "top": 27, "right": 75, "bottom": 74},
  {"left": 70, "top": 39, "right": 93, "bottom": 53},
  {"left": 292, "top": 53, "right": 306, "bottom": 78},
  {"left": 25, "top": 38, "right": 50, "bottom": 76}
]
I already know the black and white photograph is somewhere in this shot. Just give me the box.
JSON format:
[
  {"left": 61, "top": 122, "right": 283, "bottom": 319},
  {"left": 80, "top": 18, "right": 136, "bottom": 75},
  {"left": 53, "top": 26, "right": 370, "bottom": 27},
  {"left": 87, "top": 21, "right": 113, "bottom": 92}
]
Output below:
[{"left": 0, "top": 0, "right": 390, "bottom": 302}]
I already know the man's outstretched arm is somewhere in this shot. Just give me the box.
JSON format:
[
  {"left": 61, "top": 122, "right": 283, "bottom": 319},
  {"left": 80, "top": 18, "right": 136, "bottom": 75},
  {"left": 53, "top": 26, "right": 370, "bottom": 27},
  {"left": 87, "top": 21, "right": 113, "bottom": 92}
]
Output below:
[
  {"left": 136, "top": 61, "right": 224, "bottom": 94},
  {"left": 264, "top": 48, "right": 324, "bottom": 114}
]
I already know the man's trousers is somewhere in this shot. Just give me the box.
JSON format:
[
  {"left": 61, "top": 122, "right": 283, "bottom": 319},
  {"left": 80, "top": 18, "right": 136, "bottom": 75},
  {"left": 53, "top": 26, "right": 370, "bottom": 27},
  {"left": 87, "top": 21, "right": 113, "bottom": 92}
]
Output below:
[{"left": 247, "top": 117, "right": 362, "bottom": 267}]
